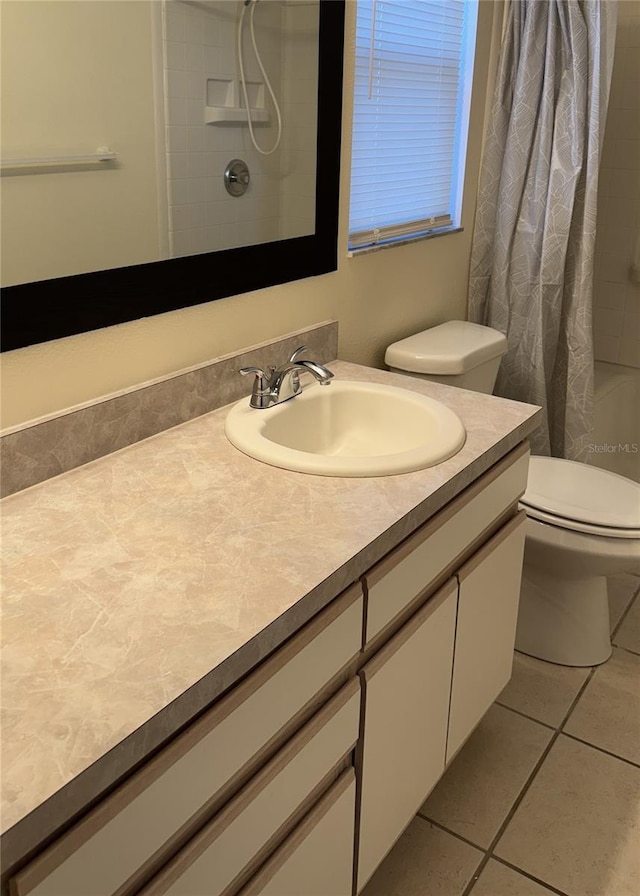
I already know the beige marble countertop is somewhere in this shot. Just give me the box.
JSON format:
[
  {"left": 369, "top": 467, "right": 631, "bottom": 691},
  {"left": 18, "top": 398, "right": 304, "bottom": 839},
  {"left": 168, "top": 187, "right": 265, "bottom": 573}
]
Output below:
[{"left": 0, "top": 361, "right": 540, "bottom": 868}]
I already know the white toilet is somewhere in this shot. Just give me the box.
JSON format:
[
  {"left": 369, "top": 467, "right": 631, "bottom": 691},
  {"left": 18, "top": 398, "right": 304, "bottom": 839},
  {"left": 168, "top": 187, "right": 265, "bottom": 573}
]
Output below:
[
  {"left": 385, "top": 320, "right": 640, "bottom": 667},
  {"left": 385, "top": 320, "right": 507, "bottom": 394},
  {"left": 516, "top": 459, "right": 640, "bottom": 666}
]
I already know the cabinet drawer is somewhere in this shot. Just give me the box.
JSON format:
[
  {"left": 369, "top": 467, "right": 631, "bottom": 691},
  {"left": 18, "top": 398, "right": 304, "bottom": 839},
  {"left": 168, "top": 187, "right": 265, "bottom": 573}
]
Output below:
[
  {"left": 447, "top": 511, "right": 527, "bottom": 762},
  {"left": 140, "top": 679, "right": 361, "bottom": 896},
  {"left": 11, "top": 586, "right": 363, "bottom": 896},
  {"left": 356, "top": 579, "right": 458, "bottom": 893},
  {"left": 237, "top": 768, "right": 356, "bottom": 896},
  {"left": 364, "top": 444, "right": 529, "bottom": 644}
]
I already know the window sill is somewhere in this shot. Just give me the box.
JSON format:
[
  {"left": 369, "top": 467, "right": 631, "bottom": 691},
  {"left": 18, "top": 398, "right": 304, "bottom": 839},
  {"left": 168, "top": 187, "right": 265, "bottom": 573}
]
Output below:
[{"left": 347, "top": 226, "right": 463, "bottom": 257}]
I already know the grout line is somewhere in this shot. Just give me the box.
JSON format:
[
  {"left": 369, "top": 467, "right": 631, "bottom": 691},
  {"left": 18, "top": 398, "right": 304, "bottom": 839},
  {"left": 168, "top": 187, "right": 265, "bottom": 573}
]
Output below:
[
  {"left": 611, "top": 588, "right": 639, "bottom": 640},
  {"left": 419, "top": 816, "right": 567, "bottom": 896},
  {"left": 560, "top": 732, "right": 640, "bottom": 770},
  {"left": 612, "top": 642, "right": 640, "bottom": 659},
  {"left": 461, "top": 670, "right": 597, "bottom": 896},
  {"left": 460, "top": 847, "right": 495, "bottom": 895},
  {"left": 493, "top": 700, "right": 559, "bottom": 731},
  {"left": 462, "top": 852, "right": 491, "bottom": 896},
  {"left": 490, "top": 856, "right": 573, "bottom": 896},
  {"left": 557, "top": 666, "right": 598, "bottom": 731},
  {"left": 424, "top": 624, "right": 638, "bottom": 896},
  {"left": 414, "top": 813, "right": 487, "bottom": 855}
]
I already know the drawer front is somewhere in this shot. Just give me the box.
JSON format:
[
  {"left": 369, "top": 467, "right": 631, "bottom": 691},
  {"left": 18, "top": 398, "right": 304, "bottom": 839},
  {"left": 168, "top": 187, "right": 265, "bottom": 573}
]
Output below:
[
  {"left": 447, "top": 511, "right": 527, "bottom": 763},
  {"left": 364, "top": 444, "right": 529, "bottom": 643},
  {"left": 356, "top": 579, "right": 458, "bottom": 893},
  {"left": 237, "top": 769, "right": 356, "bottom": 896},
  {"left": 142, "top": 680, "right": 361, "bottom": 896},
  {"left": 11, "top": 586, "right": 363, "bottom": 896}
]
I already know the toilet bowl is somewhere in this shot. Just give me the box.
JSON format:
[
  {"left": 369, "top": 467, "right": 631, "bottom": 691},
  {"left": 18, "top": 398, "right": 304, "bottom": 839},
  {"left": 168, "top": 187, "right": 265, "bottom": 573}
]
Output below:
[
  {"left": 516, "top": 458, "right": 640, "bottom": 666},
  {"left": 385, "top": 321, "right": 640, "bottom": 667}
]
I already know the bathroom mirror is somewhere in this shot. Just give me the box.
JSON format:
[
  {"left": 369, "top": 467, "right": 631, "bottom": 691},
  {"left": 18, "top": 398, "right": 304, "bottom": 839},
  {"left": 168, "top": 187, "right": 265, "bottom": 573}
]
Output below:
[{"left": 0, "top": 0, "right": 345, "bottom": 352}]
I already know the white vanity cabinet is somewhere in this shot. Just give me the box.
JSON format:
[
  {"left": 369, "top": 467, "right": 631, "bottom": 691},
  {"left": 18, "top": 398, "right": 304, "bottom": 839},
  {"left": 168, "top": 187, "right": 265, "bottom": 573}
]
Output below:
[
  {"left": 354, "top": 446, "right": 528, "bottom": 892},
  {"left": 356, "top": 579, "right": 458, "bottom": 892},
  {"left": 447, "top": 510, "right": 527, "bottom": 762},
  {"left": 363, "top": 444, "right": 530, "bottom": 647},
  {"left": 9, "top": 586, "right": 364, "bottom": 896},
  {"left": 8, "top": 443, "right": 530, "bottom": 896}
]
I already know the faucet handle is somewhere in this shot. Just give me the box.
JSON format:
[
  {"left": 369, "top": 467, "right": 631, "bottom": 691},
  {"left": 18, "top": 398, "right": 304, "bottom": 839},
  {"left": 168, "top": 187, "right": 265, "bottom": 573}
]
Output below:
[
  {"left": 240, "top": 365, "right": 269, "bottom": 394},
  {"left": 240, "top": 365, "right": 267, "bottom": 382},
  {"left": 288, "top": 345, "right": 308, "bottom": 363},
  {"left": 240, "top": 366, "right": 272, "bottom": 408}
]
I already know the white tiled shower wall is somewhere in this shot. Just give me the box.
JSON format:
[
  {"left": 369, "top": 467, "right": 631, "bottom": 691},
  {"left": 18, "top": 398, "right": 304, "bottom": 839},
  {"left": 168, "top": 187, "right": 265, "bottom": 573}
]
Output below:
[
  {"left": 594, "top": 0, "right": 640, "bottom": 368},
  {"left": 163, "top": 0, "right": 318, "bottom": 257}
]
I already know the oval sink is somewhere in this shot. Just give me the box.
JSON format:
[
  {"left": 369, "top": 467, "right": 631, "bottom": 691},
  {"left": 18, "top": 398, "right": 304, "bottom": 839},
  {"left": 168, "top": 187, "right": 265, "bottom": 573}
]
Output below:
[{"left": 225, "top": 380, "right": 466, "bottom": 477}]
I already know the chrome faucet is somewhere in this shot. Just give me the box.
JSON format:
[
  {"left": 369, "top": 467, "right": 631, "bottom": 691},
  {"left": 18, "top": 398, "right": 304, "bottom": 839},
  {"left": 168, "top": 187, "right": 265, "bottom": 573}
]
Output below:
[{"left": 240, "top": 345, "right": 334, "bottom": 409}]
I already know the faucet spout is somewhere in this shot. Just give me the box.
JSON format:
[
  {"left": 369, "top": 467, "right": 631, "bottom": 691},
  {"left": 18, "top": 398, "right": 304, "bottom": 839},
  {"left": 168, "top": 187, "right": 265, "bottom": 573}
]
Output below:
[
  {"left": 269, "top": 359, "right": 333, "bottom": 403},
  {"left": 290, "top": 359, "right": 334, "bottom": 385}
]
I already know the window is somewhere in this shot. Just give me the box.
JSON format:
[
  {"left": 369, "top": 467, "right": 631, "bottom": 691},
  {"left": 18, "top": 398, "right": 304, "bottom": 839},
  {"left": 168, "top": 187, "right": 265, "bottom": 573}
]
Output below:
[{"left": 349, "top": 0, "right": 478, "bottom": 251}]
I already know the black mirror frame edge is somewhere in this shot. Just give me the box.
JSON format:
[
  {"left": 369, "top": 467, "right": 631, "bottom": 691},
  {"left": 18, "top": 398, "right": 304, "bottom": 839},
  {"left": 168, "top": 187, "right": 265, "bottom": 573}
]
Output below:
[{"left": 0, "top": 1, "right": 345, "bottom": 353}]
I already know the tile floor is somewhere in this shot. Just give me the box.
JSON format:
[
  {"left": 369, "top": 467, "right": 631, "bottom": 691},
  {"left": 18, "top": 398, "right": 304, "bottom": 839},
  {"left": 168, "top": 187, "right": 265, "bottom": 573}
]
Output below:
[{"left": 361, "top": 573, "right": 640, "bottom": 896}]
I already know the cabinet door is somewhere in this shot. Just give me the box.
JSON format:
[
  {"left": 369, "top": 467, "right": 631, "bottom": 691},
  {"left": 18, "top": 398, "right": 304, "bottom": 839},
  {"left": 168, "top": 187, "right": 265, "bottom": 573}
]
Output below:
[
  {"left": 447, "top": 511, "right": 526, "bottom": 763},
  {"left": 238, "top": 769, "right": 356, "bottom": 896},
  {"left": 356, "top": 579, "right": 458, "bottom": 893}
]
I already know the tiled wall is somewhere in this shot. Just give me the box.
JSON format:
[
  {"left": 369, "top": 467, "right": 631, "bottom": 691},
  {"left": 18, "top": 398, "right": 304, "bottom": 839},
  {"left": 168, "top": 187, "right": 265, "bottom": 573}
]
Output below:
[
  {"left": 162, "top": 0, "right": 317, "bottom": 257},
  {"left": 594, "top": 1, "right": 640, "bottom": 369}
]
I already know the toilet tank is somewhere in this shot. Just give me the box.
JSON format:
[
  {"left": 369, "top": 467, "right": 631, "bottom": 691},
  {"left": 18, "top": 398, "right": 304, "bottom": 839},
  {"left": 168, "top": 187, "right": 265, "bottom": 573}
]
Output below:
[{"left": 385, "top": 321, "right": 508, "bottom": 395}]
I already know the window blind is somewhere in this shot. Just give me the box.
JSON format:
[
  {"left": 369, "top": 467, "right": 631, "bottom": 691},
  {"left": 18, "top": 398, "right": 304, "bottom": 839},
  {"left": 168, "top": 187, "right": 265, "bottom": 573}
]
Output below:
[{"left": 349, "top": 0, "right": 478, "bottom": 250}]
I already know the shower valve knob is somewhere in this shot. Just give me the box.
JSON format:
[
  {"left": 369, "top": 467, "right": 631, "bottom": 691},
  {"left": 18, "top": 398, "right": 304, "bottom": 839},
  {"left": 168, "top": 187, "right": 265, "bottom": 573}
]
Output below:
[{"left": 224, "top": 159, "right": 251, "bottom": 196}]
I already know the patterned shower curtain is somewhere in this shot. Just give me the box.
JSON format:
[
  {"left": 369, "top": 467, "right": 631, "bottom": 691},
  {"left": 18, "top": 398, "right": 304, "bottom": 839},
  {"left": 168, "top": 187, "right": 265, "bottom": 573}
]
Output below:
[{"left": 468, "top": 0, "right": 617, "bottom": 459}]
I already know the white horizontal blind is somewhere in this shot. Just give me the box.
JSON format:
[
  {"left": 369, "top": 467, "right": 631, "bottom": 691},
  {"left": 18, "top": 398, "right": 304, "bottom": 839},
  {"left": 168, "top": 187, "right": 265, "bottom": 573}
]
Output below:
[{"left": 349, "top": 0, "right": 478, "bottom": 250}]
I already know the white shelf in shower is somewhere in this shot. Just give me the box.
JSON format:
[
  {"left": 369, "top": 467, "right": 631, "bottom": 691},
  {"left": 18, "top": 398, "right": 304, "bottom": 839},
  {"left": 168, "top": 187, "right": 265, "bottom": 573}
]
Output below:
[{"left": 205, "top": 106, "right": 270, "bottom": 125}]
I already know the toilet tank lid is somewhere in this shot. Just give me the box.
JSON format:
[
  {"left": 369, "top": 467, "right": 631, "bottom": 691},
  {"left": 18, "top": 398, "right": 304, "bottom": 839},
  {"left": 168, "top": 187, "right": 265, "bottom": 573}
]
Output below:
[
  {"left": 521, "top": 457, "right": 640, "bottom": 530},
  {"left": 384, "top": 321, "right": 508, "bottom": 375}
]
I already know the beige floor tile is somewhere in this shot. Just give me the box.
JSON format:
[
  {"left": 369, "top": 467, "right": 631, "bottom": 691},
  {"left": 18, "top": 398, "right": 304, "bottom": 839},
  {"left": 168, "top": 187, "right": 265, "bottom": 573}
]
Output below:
[
  {"left": 609, "top": 574, "right": 640, "bottom": 634},
  {"left": 564, "top": 646, "right": 640, "bottom": 765},
  {"left": 613, "top": 594, "right": 640, "bottom": 655},
  {"left": 498, "top": 651, "right": 591, "bottom": 727},
  {"left": 361, "top": 817, "right": 482, "bottom": 896},
  {"left": 420, "top": 704, "right": 552, "bottom": 849},
  {"left": 470, "top": 859, "right": 558, "bottom": 895},
  {"left": 495, "top": 735, "right": 640, "bottom": 896}
]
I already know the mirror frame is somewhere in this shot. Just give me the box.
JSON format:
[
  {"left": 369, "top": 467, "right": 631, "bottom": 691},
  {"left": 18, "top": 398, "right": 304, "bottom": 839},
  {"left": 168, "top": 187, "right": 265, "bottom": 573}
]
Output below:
[{"left": 1, "top": 1, "right": 345, "bottom": 353}]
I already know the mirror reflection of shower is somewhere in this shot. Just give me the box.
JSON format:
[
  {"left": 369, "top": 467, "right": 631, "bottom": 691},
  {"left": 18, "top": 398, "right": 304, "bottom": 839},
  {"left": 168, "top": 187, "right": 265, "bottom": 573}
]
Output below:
[
  {"left": 238, "top": 0, "right": 282, "bottom": 155},
  {"left": 161, "top": 0, "right": 319, "bottom": 258}
]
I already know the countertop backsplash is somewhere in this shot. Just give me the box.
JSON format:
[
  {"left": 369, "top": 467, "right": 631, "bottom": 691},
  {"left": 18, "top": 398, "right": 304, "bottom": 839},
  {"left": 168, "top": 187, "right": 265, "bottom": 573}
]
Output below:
[{"left": 0, "top": 321, "right": 339, "bottom": 497}]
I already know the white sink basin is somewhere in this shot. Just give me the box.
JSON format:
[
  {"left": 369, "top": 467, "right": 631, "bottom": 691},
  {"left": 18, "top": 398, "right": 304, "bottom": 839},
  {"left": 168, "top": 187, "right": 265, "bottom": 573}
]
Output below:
[{"left": 224, "top": 380, "right": 466, "bottom": 477}]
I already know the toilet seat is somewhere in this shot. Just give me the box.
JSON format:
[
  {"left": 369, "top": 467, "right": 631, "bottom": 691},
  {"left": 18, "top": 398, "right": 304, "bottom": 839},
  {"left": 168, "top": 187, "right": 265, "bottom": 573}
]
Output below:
[
  {"left": 521, "top": 503, "right": 640, "bottom": 539},
  {"left": 519, "top": 457, "right": 640, "bottom": 539}
]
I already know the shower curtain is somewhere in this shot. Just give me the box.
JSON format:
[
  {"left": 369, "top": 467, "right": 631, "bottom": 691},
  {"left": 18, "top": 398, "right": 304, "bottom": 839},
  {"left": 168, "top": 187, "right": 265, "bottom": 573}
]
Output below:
[{"left": 468, "top": 0, "right": 617, "bottom": 459}]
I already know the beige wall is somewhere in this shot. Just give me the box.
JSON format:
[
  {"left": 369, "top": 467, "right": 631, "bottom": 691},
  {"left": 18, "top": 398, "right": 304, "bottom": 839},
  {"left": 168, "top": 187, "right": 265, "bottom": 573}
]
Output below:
[
  {"left": 0, "top": 0, "right": 164, "bottom": 286},
  {"left": 1, "top": 0, "right": 502, "bottom": 430}
]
